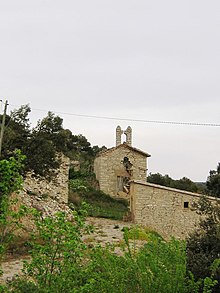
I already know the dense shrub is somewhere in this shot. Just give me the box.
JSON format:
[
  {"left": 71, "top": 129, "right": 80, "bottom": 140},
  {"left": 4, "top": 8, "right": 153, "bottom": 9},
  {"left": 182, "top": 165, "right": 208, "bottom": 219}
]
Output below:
[
  {"left": 8, "top": 206, "right": 217, "bottom": 293},
  {"left": 187, "top": 197, "right": 220, "bottom": 293}
]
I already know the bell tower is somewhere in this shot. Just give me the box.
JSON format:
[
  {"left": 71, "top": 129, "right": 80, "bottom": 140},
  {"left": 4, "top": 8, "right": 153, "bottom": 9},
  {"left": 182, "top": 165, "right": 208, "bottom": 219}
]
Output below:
[{"left": 116, "top": 126, "right": 132, "bottom": 147}]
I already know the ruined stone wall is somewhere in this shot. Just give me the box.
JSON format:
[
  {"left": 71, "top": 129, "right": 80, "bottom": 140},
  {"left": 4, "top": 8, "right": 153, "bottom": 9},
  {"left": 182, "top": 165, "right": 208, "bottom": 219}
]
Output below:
[
  {"left": 94, "top": 146, "right": 147, "bottom": 197},
  {"left": 24, "top": 154, "right": 70, "bottom": 203},
  {"left": 130, "top": 181, "right": 219, "bottom": 239}
]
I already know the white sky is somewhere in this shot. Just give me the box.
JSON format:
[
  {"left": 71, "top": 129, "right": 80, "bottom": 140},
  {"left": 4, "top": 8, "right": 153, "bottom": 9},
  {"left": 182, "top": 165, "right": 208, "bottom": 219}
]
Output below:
[{"left": 1, "top": 0, "right": 220, "bottom": 182}]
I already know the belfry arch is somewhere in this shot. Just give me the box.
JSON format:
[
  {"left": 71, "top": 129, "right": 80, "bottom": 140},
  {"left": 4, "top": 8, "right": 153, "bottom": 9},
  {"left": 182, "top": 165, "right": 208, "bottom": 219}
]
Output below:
[{"left": 116, "top": 126, "right": 132, "bottom": 147}]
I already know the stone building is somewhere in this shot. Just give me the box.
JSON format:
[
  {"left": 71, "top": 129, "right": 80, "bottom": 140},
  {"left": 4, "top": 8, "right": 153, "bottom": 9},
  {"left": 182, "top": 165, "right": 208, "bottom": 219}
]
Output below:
[
  {"left": 94, "top": 126, "right": 151, "bottom": 198},
  {"left": 129, "top": 181, "right": 220, "bottom": 239},
  {"left": 94, "top": 126, "right": 220, "bottom": 239}
]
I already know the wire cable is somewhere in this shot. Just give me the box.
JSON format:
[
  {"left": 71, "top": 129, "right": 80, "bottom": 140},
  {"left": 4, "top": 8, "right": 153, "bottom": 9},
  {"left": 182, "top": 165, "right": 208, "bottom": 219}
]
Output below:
[{"left": 8, "top": 103, "right": 220, "bottom": 127}]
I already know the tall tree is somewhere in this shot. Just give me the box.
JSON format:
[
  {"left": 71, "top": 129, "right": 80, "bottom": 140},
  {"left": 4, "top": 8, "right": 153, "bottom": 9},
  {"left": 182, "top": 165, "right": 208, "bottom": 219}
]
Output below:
[
  {"left": 187, "top": 197, "right": 220, "bottom": 293},
  {"left": 147, "top": 173, "right": 172, "bottom": 186},
  {"left": 206, "top": 163, "right": 220, "bottom": 198},
  {"left": 25, "top": 111, "right": 65, "bottom": 176},
  {"left": 1, "top": 104, "right": 31, "bottom": 158},
  {"left": 1, "top": 105, "right": 104, "bottom": 178}
]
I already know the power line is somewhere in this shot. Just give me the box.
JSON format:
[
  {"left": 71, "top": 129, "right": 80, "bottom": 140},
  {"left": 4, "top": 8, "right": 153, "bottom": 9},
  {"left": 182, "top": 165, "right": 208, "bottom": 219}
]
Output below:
[{"left": 9, "top": 104, "right": 220, "bottom": 127}]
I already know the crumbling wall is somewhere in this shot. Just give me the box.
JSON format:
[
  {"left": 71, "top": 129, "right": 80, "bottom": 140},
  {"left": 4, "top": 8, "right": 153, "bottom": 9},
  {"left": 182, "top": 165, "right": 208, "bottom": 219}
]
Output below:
[
  {"left": 94, "top": 145, "right": 147, "bottom": 198},
  {"left": 24, "top": 154, "right": 70, "bottom": 203}
]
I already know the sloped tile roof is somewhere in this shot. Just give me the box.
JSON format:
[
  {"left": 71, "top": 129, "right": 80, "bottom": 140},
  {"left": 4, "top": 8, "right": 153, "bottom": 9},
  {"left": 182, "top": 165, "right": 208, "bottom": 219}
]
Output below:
[{"left": 96, "top": 143, "right": 151, "bottom": 158}]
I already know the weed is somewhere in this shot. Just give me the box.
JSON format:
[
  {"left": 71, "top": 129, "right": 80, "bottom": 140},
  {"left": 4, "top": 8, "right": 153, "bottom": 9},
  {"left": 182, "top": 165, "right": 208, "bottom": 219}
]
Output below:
[
  {"left": 7, "top": 208, "right": 218, "bottom": 293},
  {"left": 69, "top": 176, "right": 129, "bottom": 220},
  {"left": 126, "top": 225, "right": 163, "bottom": 241}
]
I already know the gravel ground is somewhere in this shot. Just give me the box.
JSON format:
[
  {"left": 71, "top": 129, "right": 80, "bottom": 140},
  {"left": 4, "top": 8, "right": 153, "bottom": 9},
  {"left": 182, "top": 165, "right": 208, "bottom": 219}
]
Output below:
[{"left": 0, "top": 217, "right": 136, "bottom": 284}]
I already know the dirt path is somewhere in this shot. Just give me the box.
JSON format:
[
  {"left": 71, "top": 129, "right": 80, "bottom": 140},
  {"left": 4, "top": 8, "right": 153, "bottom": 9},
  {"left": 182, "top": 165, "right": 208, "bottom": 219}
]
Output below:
[
  {"left": 0, "top": 217, "right": 134, "bottom": 284},
  {"left": 0, "top": 256, "right": 30, "bottom": 284},
  {"left": 85, "top": 217, "right": 133, "bottom": 245}
]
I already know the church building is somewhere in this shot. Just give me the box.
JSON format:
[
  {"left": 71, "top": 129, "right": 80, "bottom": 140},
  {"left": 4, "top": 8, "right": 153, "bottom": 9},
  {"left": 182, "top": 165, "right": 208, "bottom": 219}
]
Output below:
[{"left": 94, "top": 126, "right": 150, "bottom": 198}]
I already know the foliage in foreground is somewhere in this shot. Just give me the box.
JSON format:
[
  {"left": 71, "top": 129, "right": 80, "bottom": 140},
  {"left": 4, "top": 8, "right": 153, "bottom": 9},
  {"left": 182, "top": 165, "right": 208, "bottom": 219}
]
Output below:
[
  {"left": 0, "top": 150, "right": 25, "bottom": 254},
  {"left": 0, "top": 150, "right": 26, "bottom": 291},
  {"left": 6, "top": 207, "right": 218, "bottom": 293},
  {"left": 187, "top": 197, "right": 220, "bottom": 293},
  {"left": 0, "top": 151, "right": 219, "bottom": 292}
]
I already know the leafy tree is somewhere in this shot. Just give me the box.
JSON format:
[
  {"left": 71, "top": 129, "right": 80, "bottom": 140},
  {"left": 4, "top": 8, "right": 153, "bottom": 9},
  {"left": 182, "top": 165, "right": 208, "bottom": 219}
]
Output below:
[
  {"left": 147, "top": 172, "right": 172, "bottom": 186},
  {"left": 1, "top": 105, "right": 31, "bottom": 159},
  {"left": 173, "top": 177, "right": 198, "bottom": 193},
  {"left": 25, "top": 136, "right": 59, "bottom": 177},
  {"left": 187, "top": 197, "right": 220, "bottom": 293},
  {"left": 92, "top": 145, "right": 107, "bottom": 156},
  {"left": 67, "top": 135, "right": 107, "bottom": 175},
  {"left": 147, "top": 173, "right": 198, "bottom": 193},
  {"left": 1, "top": 105, "right": 102, "bottom": 178},
  {"left": 34, "top": 111, "right": 63, "bottom": 135},
  {"left": 206, "top": 163, "right": 220, "bottom": 198},
  {"left": 10, "top": 104, "right": 31, "bottom": 130}
]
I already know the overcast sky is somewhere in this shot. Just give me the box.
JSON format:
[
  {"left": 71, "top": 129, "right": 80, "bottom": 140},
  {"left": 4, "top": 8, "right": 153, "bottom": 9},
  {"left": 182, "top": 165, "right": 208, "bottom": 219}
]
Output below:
[{"left": 1, "top": 0, "right": 220, "bottom": 182}]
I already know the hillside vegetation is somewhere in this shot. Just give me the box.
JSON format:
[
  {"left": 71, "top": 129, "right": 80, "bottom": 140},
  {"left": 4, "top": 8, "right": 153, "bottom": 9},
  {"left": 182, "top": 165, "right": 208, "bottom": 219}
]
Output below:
[
  {"left": 68, "top": 169, "right": 129, "bottom": 220},
  {"left": 1, "top": 105, "right": 220, "bottom": 292},
  {"left": 0, "top": 153, "right": 217, "bottom": 293},
  {"left": 1, "top": 104, "right": 105, "bottom": 177}
]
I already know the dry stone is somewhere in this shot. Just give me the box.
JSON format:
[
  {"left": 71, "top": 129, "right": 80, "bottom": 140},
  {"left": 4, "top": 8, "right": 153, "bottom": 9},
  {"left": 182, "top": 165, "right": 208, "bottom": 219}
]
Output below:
[{"left": 24, "top": 154, "right": 70, "bottom": 204}]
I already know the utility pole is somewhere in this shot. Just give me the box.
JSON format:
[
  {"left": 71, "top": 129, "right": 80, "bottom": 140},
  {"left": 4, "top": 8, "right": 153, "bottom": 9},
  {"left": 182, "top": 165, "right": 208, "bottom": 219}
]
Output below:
[{"left": 0, "top": 100, "right": 9, "bottom": 157}]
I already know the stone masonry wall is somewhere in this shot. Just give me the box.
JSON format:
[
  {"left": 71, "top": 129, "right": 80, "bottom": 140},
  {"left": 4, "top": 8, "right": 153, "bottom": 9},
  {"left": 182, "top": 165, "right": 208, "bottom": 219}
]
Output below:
[
  {"left": 94, "top": 146, "right": 147, "bottom": 197},
  {"left": 130, "top": 181, "right": 219, "bottom": 239},
  {"left": 24, "top": 154, "right": 70, "bottom": 203}
]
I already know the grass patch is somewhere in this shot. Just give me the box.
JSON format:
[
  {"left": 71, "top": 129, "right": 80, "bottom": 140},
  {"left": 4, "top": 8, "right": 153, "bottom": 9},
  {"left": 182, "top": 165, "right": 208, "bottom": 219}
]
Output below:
[
  {"left": 125, "top": 226, "right": 163, "bottom": 241},
  {"left": 84, "top": 236, "right": 95, "bottom": 243},
  {"left": 69, "top": 183, "right": 129, "bottom": 220}
]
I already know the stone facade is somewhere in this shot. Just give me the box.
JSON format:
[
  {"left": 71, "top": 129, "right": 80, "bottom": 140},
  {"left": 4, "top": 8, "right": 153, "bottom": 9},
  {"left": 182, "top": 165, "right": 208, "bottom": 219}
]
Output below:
[
  {"left": 130, "top": 181, "right": 219, "bottom": 239},
  {"left": 23, "top": 154, "right": 70, "bottom": 203},
  {"left": 94, "top": 127, "right": 150, "bottom": 198},
  {"left": 94, "top": 126, "right": 219, "bottom": 239}
]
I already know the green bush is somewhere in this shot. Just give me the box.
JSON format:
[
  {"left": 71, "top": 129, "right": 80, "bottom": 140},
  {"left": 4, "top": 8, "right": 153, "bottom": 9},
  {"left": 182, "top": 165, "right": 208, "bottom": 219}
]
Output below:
[
  {"left": 0, "top": 150, "right": 25, "bottom": 260},
  {"left": 125, "top": 225, "right": 163, "bottom": 241},
  {"left": 187, "top": 197, "right": 220, "bottom": 292},
  {"left": 10, "top": 203, "right": 92, "bottom": 293},
  {"left": 8, "top": 206, "right": 218, "bottom": 293}
]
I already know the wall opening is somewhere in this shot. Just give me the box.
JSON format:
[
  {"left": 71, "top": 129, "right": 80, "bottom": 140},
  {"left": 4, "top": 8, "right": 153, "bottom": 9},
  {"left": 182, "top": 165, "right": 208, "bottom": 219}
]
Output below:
[
  {"left": 184, "top": 201, "right": 189, "bottom": 208},
  {"left": 117, "top": 176, "right": 130, "bottom": 193},
  {"left": 123, "top": 157, "right": 133, "bottom": 176}
]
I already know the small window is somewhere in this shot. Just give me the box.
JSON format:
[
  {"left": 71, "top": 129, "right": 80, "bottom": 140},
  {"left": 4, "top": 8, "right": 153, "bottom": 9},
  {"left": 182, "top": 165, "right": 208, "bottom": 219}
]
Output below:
[{"left": 184, "top": 202, "right": 189, "bottom": 208}]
